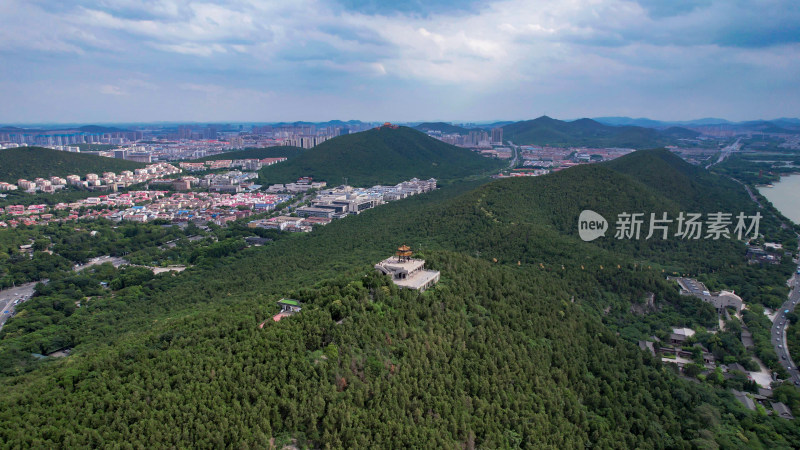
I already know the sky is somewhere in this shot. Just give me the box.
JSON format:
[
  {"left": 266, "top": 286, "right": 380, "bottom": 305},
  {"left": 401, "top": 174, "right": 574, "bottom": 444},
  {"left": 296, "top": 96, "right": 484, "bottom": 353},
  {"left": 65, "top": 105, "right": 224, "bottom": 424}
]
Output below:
[{"left": 1, "top": 0, "right": 798, "bottom": 124}]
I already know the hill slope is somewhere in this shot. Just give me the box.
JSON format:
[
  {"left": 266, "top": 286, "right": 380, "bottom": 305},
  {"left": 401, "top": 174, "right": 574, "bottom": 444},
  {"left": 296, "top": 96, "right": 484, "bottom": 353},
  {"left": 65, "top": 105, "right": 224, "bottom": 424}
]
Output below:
[
  {"left": 0, "top": 147, "right": 144, "bottom": 182},
  {"left": 260, "top": 126, "right": 505, "bottom": 185},
  {"left": 502, "top": 116, "right": 699, "bottom": 147},
  {"left": 0, "top": 150, "right": 798, "bottom": 447}
]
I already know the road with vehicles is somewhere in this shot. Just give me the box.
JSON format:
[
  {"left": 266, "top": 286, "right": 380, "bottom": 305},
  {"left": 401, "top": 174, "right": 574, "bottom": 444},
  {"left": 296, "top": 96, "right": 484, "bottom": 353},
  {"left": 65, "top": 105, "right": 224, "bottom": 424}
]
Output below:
[
  {"left": 772, "top": 244, "right": 800, "bottom": 386},
  {"left": 506, "top": 141, "right": 519, "bottom": 169},
  {"left": 0, "top": 282, "right": 42, "bottom": 330},
  {"left": 705, "top": 138, "right": 741, "bottom": 169}
]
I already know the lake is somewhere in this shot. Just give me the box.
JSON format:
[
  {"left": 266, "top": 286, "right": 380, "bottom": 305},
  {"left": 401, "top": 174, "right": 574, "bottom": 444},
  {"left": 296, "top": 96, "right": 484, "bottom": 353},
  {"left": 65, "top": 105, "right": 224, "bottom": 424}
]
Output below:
[{"left": 759, "top": 174, "right": 800, "bottom": 225}]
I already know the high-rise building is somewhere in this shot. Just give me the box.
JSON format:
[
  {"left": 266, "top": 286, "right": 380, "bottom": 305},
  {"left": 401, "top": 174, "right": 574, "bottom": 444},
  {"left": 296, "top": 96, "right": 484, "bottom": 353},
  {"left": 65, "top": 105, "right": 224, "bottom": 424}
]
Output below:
[
  {"left": 203, "top": 125, "right": 218, "bottom": 140},
  {"left": 491, "top": 127, "right": 503, "bottom": 145},
  {"left": 178, "top": 125, "right": 192, "bottom": 140}
]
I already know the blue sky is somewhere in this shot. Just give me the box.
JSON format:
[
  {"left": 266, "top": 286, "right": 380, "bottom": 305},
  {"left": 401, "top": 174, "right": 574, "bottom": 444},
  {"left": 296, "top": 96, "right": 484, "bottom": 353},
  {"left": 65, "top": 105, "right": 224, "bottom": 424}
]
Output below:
[{"left": 1, "top": 0, "right": 798, "bottom": 123}]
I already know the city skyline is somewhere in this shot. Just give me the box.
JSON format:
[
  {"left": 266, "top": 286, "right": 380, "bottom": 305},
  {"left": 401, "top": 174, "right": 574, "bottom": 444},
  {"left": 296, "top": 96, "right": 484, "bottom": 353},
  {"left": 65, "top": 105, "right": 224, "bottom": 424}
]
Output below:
[{"left": 1, "top": 0, "right": 799, "bottom": 123}]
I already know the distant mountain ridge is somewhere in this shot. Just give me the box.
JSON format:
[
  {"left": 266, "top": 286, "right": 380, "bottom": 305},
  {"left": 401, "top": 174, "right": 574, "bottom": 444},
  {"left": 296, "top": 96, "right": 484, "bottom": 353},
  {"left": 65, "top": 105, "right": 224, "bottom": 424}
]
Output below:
[
  {"left": 593, "top": 117, "right": 732, "bottom": 127},
  {"left": 593, "top": 116, "right": 800, "bottom": 133},
  {"left": 501, "top": 116, "right": 700, "bottom": 148}
]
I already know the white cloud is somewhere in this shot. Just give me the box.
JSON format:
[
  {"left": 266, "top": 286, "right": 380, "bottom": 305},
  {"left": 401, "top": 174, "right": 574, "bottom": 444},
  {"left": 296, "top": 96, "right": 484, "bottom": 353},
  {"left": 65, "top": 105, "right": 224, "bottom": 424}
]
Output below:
[
  {"left": 99, "top": 84, "right": 126, "bottom": 95},
  {"left": 0, "top": 0, "right": 798, "bottom": 122}
]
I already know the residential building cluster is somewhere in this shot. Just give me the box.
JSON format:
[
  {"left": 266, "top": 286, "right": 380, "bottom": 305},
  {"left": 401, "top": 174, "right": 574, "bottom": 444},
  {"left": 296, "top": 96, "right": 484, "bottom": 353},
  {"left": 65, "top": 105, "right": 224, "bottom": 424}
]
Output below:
[
  {"left": 149, "top": 169, "right": 264, "bottom": 194},
  {"left": 421, "top": 127, "right": 504, "bottom": 148},
  {"left": 0, "top": 191, "right": 168, "bottom": 228},
  {"left": 179, "top": 157, "right": 287, "bottom": 172},
  {"left": 779, "top": 135, "right": 800, "bottom": 150},
  {"left": 261, "top": 123, "right": 374, "bottom": 149},
  {"left": 2, "top": 163, "right": 181, "bottom": 194},
  {"left": 0, "top": 190, "right": 293, "bottom": 228},
  {"left": 520, "top": 146, "right": 634, "bottom": 170},
  {"left": 0, "top": 129, "right": 142, "bottom": 147},
  {"left": 109, "top": 191, "right": 292, "bottom": 225},
  {"left": 493, "top": 169, "right": 550, "bottom": 179},
  {"left": 0, "top": 122, "right": 377, "bottom": 165}
]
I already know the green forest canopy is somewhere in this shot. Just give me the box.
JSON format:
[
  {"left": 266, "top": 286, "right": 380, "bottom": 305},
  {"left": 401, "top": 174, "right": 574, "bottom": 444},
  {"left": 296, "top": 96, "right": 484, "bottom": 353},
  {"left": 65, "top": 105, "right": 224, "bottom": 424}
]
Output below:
[
  {"left": 0, "top": 147, "right": 144, "bottom": 183},
  {"left": 502, "top": 116, "right": 701, "bottom": 148},
  {"left": 0, "top": 149, "right": 798, "bottom": 447},
  {"left": 258, "top": 126, "right": 505, "bottom": 186}
]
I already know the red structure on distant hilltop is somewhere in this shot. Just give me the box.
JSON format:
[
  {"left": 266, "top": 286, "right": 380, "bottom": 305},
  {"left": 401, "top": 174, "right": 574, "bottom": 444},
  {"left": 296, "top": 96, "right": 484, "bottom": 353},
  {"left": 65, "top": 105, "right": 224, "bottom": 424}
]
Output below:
[{"left": 380, "top": 122, "right": 399, "bottom": 129}]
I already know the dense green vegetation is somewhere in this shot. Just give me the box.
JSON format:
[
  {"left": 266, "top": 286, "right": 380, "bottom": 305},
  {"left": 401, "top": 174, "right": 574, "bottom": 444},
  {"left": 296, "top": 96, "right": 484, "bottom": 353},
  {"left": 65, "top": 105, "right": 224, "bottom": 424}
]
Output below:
[
  {"left": 502, "top": 116, "right": 701, "bottom": 148},
  {"left": 789, "top": 317, "right": 800, "bottom": 372},
  {"left": 712, "top": 153, "right": 800, "bottom": 185},
  {"left": 192, "top": 146, "right": 305, "bottom": 162},
  {"left": 4, "top": 251, "right": 799, "bottom": 447},
  {"left": 0, "top": 220, "right": 189, "bottom": 288},
  {"left": 0, "top": 187, "right": 115, "bottom": 208},
  {"left": 0, "top": 149, "right": 798, "bottom": 446},
  {"left": 0, "top": 147, "right": 144, "bottom": 183},
  {"left": 258, "top": 126, "right": 505, "bottom": 186}
]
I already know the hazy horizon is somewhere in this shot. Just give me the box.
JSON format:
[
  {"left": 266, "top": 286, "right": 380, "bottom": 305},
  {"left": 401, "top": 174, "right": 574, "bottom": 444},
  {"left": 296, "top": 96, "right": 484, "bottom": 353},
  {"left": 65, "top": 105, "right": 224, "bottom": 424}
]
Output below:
[{"left": 2, "top": 115, "right": 799, "bottom": 129}]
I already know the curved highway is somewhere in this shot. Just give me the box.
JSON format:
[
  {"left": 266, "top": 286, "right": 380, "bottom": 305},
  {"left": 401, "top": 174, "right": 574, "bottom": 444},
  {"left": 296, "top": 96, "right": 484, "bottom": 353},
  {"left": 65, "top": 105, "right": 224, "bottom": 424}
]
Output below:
[{"left": 772, "top": 245, "right": 800, "bottom": 386}]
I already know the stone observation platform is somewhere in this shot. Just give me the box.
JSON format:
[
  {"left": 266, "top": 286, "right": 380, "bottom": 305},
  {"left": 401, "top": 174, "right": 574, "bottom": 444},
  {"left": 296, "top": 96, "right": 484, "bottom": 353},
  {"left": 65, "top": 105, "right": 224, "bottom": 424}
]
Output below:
[{"left": 375, "top": 245, "right": 440, "bottom": 292}]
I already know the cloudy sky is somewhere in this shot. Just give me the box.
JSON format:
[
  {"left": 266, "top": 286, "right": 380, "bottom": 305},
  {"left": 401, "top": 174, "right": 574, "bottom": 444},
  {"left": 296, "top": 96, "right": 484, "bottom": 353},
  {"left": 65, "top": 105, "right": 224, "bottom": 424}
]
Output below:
[{"left": 1, "top": 0, "right": 798, "bottom": 124}]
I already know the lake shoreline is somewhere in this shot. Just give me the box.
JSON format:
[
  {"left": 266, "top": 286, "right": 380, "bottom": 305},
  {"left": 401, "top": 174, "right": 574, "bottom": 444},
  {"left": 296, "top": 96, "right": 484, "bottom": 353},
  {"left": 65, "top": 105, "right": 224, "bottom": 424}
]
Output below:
[{"left": 758, "top": 173, "right": 800, "bottom": 226}]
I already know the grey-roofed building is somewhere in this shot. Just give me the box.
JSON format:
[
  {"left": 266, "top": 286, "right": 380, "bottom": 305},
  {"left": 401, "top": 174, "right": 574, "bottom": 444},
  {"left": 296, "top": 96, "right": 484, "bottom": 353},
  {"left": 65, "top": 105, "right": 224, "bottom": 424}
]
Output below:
[
  {"left": 741, "top": 329, "right": 754, "bottom": 348},
  {"left": 669, "top": 327, "right": 695, "bottom": 346},
  {"left": 727, "top": 363, "right": 748, "bottom": 374},
  {"left": 670, "top": 277, "right": 743, "bottom": 313},
  {"left": 732, "top": 390, "right": 756, "bottom": 411},
  {"left": 771, "top": 402, "right": 794, "bottom": 420},
  {"left": 296, "top": 206, "right": 335, "bottom": 219},
  {"left": 638, "top": 340, "right": 656, "bottom": 356}
]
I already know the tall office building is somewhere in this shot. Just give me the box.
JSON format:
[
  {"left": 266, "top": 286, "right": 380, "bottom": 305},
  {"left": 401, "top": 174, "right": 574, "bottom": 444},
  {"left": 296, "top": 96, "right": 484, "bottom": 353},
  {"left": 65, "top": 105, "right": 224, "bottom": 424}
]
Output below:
[
  {"left": 491, "top": 127, "right": 503, "bottom": 145},
  {"left": 203, "top": 125, "right": 218, "bottom": 140},
  {"left": 178, "top": 125, "right": 192, "bottom": 140}
]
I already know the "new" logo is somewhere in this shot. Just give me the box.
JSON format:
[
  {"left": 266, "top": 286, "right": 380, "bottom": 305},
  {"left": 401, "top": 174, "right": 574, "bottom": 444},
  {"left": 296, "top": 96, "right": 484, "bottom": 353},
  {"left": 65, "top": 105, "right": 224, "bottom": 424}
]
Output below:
[{"left": 578, "top": 210, "right": 608, "bottom": 241}]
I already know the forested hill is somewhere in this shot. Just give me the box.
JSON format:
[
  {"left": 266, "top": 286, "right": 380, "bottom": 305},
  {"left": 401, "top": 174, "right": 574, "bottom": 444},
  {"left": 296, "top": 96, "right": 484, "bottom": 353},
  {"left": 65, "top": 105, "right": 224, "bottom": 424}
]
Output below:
[
  {"left": 604, "top": 148, "right": 748, "bottom": 210},
  {"left": 1, "top": 150, "right": 799, "bottom": 447},
  {"left": 501, "top": 116, "right": 700, "bottom": 148},
  {"left": 0, "top": 147, "right": 144, "bottom": 182},
  {"left": 191, "top": 146, "right": 305, "bottom": 162},
  {"left": 258, "top": 126, "right": 505, "bottom": 186}
]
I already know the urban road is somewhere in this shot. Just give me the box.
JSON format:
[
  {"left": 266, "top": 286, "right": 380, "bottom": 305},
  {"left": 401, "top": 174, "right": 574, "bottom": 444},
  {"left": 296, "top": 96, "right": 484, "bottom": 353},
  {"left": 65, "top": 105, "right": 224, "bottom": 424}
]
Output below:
[
  {"left": 507, "top": 141, "right": 519, "bottom": 169},
  {"left": 705, "top": 137, "right": 741, "bottom": 170},
  {"left": 0, "top": 281, "right": 43, "bottom": 331},
  {"left": 772, "top": 244, "right": 800, "bottom": 387}
]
